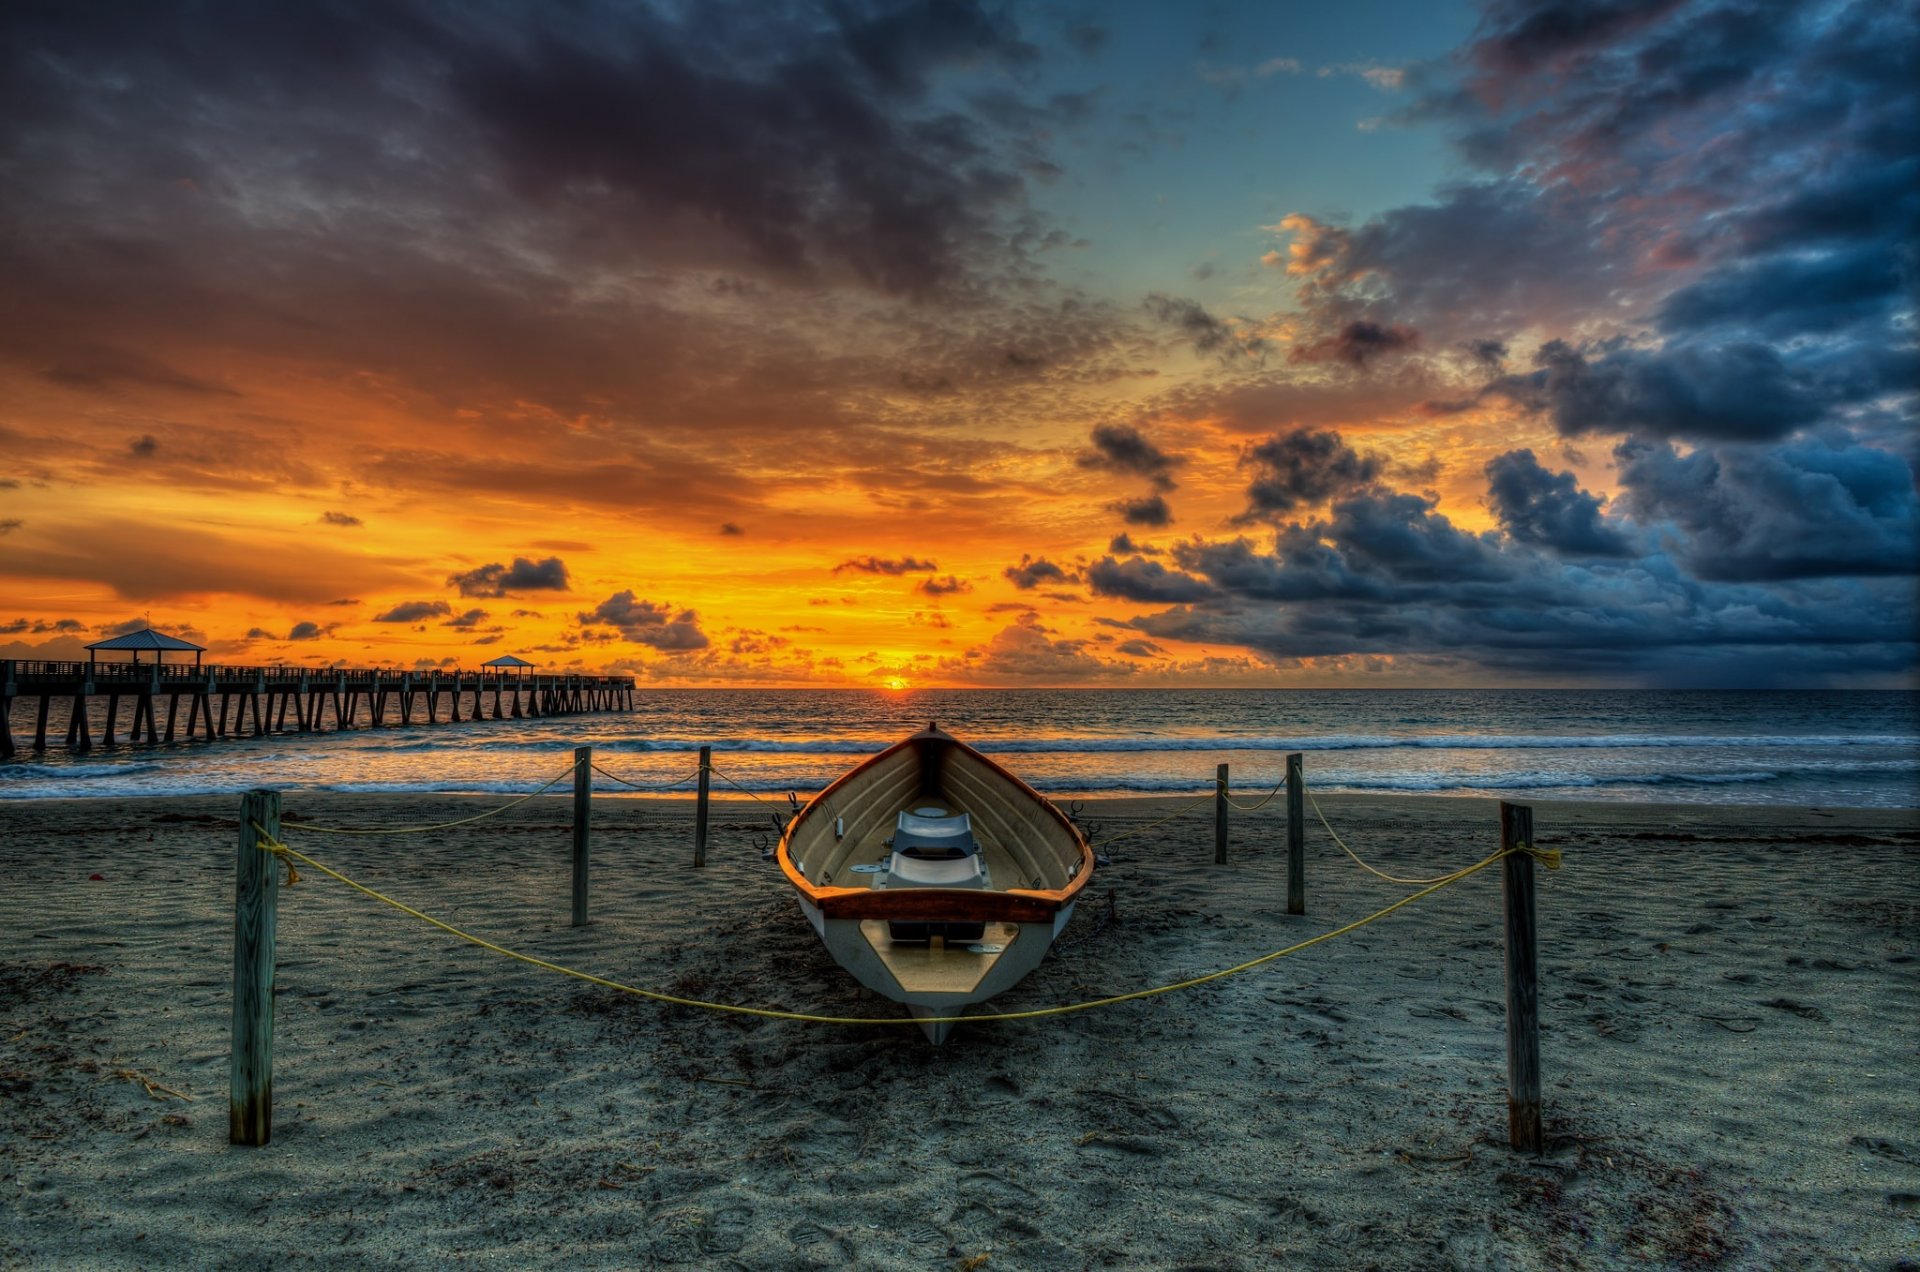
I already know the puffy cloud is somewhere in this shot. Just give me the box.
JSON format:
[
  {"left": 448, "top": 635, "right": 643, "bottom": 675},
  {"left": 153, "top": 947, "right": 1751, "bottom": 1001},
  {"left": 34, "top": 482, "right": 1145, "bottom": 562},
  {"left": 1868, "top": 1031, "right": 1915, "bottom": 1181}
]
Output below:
[
  {"left": 375, "top": 600, "right": 453, "bottom": 623},
  {"left": 448, "top": 556, "right": 571, "bottom": 597},
  {"left": 1108, "top": 494, "right": 1172, "bottom": 527},
  {"left": 1485, "top": 340, "right": 1851, "bottom": 443},
  {"left": 1003, "top": 554, "right": 1069, "bottom": 589},
  {"left": 834, "top": 555, "right": 939, "bottom": 575},
  {"left": 577, "top": 591, "right": 709, "bottom": 651},
  {"left": 1086, "top": 555, "right": 1219, "bottom": 604},
  {"left": 1237, "top": 428, "right": 1386, "bottom": 521},
  {"left": 1077, "top": 423, "right": 1185, "bottom": 490},
  {"left": 1614, "top": 436, "right": 1918, "bottom": 581},
  {"left": 443, "top": 608, "right": 491, "bottom": 629},
  {"left": 320, "top": 511, "right": 362, "bottom": 527},
  {"left": 129, "top": 435, "right": 158, "bottom": 458},
  {"left": 287, "top": 621, "right": 326, "bottom": 640},
  {"left": 1484, "top": 449, "right": 1633, "bottom": 557}
]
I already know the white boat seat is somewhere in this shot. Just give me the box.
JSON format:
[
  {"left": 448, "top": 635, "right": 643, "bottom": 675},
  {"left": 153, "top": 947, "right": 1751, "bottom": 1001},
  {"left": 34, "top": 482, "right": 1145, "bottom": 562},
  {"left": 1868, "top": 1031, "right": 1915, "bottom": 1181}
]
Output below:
[
  {"left": 885, "top": 810, "right": 988, "bottom": 890},
  {"left": 891, "top": 810, "right": 979, "bottom": 859}
]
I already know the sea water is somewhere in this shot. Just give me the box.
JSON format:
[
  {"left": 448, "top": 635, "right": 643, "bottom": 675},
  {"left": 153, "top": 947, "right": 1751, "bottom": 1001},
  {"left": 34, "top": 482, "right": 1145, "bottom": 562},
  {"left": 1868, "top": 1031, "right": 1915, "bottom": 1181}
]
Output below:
[{"left": 3, "top": 689, "right": 1915, "bottom": 808}]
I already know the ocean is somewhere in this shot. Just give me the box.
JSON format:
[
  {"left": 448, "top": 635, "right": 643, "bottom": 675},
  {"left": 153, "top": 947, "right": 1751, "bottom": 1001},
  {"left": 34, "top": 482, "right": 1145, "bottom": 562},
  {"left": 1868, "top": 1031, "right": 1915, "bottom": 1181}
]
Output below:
[{"left": 3, "top": 689, "right": 1916, "bottom": 809}]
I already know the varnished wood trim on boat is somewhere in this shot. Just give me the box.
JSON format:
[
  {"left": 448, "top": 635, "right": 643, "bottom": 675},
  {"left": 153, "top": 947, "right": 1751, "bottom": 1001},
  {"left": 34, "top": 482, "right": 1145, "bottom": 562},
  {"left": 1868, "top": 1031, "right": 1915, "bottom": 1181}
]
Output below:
[{"left": 810, "top": 886, "right": 1071, "bottom": 923}]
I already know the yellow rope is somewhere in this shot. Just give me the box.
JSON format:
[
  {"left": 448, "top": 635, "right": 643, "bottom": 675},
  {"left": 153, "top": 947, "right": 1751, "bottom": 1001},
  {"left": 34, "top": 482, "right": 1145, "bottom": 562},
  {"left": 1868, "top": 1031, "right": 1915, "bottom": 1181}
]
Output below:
[
  {"left": 703, "top": 761, "right": 783, "bottom": 809},
  {"left": 590, "top": 762, "right": 706, "bottom": 792},
  {"left": 250, "top": 824, "right": 1517, "bottom": 1026},
  {"left": 1221, "top": 771, "right": 1286, "bottom": 813},
  {"left": 280, "top": 758, "right": 583, "bottom": 836},
  {"left": 1306, "top": 784, "right": 1559, "bottom": 882}
]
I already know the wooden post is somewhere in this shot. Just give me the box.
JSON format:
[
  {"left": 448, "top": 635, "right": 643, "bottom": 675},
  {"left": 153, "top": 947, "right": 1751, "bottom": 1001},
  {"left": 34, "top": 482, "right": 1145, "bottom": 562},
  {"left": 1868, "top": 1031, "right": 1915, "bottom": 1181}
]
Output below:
[
  {"left": 231, "top": 788, "right": 281, "bottom": 1146},
  {"left": 694, "top": 744, "right": 712, "bottom": 868},
  {"left": 571, "top": 746, "right": 591, "bottom": 927},
  {"left": 1213, "top": 762, "right": 1229, "bottom": 865},
  {"left": 1286, "top": 752, "right": 1305, "bottom": 915},
  {"left": 1500, "top": 800, "right": 1542, "bottom": 1153}
]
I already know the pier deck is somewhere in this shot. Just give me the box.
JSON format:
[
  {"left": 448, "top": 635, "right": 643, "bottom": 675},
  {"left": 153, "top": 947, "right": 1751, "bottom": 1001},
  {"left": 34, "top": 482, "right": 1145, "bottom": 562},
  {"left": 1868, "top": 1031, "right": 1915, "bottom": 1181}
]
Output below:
[{"left": 1, "top": 660, "right": 634, "bottom": 757}]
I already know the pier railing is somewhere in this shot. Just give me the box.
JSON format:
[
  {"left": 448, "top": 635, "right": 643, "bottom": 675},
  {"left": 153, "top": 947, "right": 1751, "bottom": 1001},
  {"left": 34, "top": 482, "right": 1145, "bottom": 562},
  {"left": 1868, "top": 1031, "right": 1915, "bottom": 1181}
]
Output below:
[{"left": 1, "top": 659, "right": 635, "bottom": 755}]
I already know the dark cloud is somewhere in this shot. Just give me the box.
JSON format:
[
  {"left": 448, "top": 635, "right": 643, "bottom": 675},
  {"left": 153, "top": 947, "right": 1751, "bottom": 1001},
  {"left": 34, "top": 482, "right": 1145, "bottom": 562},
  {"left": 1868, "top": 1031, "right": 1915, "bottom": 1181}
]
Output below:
[
  {"left": 718, "top": 522, "right": 743, "bottom": 536},
  {"left": 375, "top": 600, "right": 453, "bottom": 623},
  {"left": 244, "top": 627, "right": 277, "bottom": 641},
  {"left": 1085, "top": 555, "right": 1219, "bottom": 604},
  {"left": 1114, "top": 639, "right": 1162, "bottom": 657},
  {"left": 1108, "top": 493, "right": 1172, "bottom": 528},
  {"left": 577, "top": 591, "right": 709, "bottom": 651},
  {"left": 448, "top": 556, "right": 570, "bottom": 597},
  {"left": 1108, "top": 532, "right": 1160, "bottom": 556},
  {"left": 1484, "top": 449, "right": 1634, "bottom": 557},
  {"left": 287, "top": 621, "right": 325, "bottom": 641},
  {"left": 1237, "top": 428, "right": 1386, "bottom": 521},
  {"left": 918, "top": 574, "right": 972, "bottom": 596},
  {"left": 129, "top": 435, "right": 158, "bottom": 458},
  {"left": 1614, "top": 435, "right": 1918, "bottom": 581},
  {"left": 445, "top": 2, "right": 1036, "bottom": 298},
  {"left": 1003, "top": 554, "right": 1069, "bottom": 589},
  {"left": 1289, "top": 320, "right": 1420, "bottom": 368},
  {"left": 1077, "top": 423, "right": 1185, "bottom": 490},
  {"left": 443, "top": 608, "right": 491, "bottom": 630},
  {"left": 320, "top": 511, "right": 363, "bottom": 527},
  {"left": 0, "top": 618, "right": 84, "bottom": 635},
  {"left": 834, "top": 555, "right": 939, "bottom": 575},
  {"left": 1125, "top": 484, "right": 1914, "bottom": 679},
  {"left": 0, "top": 519, "right": 20, "bottom": 535},
  {"left": 1142, "top": 294, "right": 1268, "bottom": 362},
  {"left": 1484, "top": 339, "right": 1862, "bottom": 443},
  {"left": 1283, "top": 0, "right": 1919, "bottom": 457}
]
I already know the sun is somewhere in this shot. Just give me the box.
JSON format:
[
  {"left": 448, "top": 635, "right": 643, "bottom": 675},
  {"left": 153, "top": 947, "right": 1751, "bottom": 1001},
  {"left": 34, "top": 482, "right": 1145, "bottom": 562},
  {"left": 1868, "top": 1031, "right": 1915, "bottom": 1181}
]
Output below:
[{"left": 884, "top": 677, "right": 911, "bottom": 691}]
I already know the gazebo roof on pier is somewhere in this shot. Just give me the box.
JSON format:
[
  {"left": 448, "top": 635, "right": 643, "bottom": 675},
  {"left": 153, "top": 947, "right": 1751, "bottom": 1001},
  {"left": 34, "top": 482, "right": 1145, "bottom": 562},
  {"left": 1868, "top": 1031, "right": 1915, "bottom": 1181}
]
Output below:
[
  {"left": 482, "top": 654, "right": 535, "bottom": 668},
  {"left": 86, "top": 628, "right": 205, "bottom": 653}
]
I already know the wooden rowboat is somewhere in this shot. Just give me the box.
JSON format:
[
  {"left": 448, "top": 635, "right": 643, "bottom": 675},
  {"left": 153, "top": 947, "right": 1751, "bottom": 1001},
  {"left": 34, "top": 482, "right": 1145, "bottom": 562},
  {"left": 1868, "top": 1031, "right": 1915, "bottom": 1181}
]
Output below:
[{"left": 776, "top": 723, "right": 1095, "bottom": 1043}]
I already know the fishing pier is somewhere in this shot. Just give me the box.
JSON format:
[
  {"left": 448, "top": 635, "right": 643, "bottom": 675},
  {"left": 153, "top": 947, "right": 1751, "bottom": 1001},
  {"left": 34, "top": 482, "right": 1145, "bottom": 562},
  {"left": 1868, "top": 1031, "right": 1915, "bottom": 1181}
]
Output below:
[{"left": 1, "top": 660, "right": 635, "bottom": 758}]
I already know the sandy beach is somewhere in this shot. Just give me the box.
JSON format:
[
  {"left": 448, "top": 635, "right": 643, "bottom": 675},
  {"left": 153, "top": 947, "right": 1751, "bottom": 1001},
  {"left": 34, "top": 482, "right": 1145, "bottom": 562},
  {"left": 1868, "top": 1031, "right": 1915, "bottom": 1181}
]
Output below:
[{"left": 2, "top": 790, "right": 1915, "bottom": 1269}]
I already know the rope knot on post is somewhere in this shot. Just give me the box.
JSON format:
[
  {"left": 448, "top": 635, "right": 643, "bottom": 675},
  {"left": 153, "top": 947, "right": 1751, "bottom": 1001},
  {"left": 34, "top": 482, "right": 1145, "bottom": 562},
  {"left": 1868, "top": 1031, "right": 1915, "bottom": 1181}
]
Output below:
[{"left": 1514, "top": 842, "right": 1562, "bottom": 870}]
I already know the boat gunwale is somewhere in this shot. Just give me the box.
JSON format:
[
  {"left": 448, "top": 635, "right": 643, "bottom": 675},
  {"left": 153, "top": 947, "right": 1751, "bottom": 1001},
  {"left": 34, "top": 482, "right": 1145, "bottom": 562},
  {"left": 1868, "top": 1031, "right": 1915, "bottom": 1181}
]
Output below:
[{"left": 776, "top": 725, "right": 1094, "bottom": 922}]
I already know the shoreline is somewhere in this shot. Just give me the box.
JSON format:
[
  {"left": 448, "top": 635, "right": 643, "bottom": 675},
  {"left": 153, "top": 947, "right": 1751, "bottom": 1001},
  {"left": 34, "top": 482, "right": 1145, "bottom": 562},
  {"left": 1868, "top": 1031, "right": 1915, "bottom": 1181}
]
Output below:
[{"left": 3, "top": 793, "right": 1916, "bottom": 1267}]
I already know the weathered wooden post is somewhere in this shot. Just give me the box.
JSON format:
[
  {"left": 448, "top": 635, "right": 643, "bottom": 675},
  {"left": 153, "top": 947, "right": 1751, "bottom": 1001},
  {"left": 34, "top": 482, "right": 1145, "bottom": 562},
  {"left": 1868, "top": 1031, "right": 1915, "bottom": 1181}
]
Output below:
[
  {"left": 694, "top": 745, "right": 712, "bottom": 867},
  {"left": 572, "top": 746, "right": 591, "bottom": 927},
  {"left": 231, "top": 788, "right": 281, "bottom": 1146},
  {"left": 1500, "top": 800, "right": 1542, "bottom": 1153},
  {"left": 1213, "top": 762, "right": 1229, "bottom": 865},
  {"left": 1286, "top": 752, "right": 1305, "bottom": 915}
]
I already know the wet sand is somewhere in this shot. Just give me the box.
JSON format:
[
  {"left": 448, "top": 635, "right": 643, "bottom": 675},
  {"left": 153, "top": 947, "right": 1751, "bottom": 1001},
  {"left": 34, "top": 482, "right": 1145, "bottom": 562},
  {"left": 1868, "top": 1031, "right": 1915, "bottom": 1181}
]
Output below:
[{"left": 2, "top": 791, "right": 1916, "bottom": 1269}]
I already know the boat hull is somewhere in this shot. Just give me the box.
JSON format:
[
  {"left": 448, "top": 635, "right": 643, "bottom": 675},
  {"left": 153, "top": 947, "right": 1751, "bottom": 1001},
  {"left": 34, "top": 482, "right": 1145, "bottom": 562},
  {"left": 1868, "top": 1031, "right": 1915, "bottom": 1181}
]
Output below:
[{"left": 778, "top": 725, "right": 1093, "bottom": 1043}]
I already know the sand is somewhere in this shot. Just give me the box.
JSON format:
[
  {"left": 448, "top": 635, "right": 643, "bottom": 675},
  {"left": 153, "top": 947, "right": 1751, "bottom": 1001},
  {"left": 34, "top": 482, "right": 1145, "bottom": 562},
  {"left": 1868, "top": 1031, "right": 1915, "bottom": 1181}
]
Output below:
[{"left": 2, "top": 789, "right": 1916, "bottom": 1270}]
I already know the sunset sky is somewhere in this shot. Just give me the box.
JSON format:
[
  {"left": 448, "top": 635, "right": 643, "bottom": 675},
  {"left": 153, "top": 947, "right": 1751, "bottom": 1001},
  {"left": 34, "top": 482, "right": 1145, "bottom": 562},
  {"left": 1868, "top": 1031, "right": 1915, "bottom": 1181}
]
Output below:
[{"left": 1, "top": 0, "right": 1914, "bottom": 688}]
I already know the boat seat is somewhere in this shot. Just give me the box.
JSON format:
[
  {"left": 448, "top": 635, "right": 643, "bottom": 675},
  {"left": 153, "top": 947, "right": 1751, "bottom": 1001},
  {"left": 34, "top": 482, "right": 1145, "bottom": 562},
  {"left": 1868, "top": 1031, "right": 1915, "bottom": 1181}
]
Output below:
[
  {"left": 884, "top": 810, "right": 988, "bottom": 891},
  {"left": 891, "top": 810, "right": 979, "bottom": 860}
]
